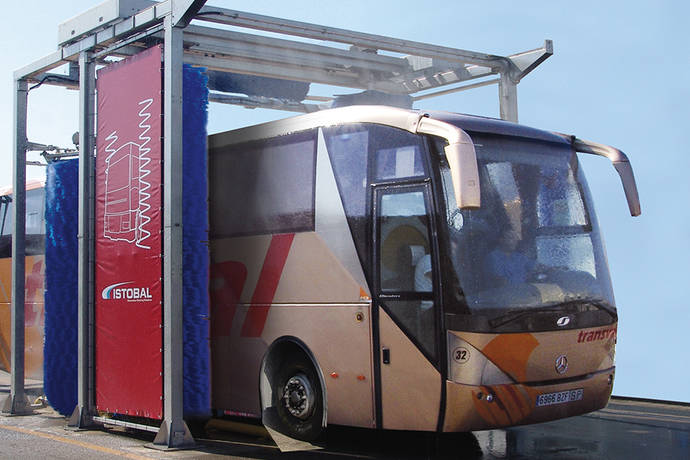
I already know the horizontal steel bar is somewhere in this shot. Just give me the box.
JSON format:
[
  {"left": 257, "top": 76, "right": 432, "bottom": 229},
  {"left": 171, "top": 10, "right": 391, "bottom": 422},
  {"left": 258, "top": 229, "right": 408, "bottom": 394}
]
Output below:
[
  {"left": 183, "top": 25, "right": 505, "bottom": 95},
  {"left": 92, "top": 23, "right": 165, "bottom": 59},
  {"left": 14, "top": 51, "right": 66, "bottom": 81},
  {"left": 184, "top": 25, "right": 408, "bottom": 74},
  {"left": 195, "top": 7, "right": 508, "bottom": 69},
  {"left": 396, "top": 64, "right": 495, "bottom": 93},
  {"left": 184, "top": 52, "right": 405, "bottom": 93},
  {"left": 208, "top": 92, "right": 315, "bottom": 112},
  {"left": 412, "top": 78, "right": 500, "bottom": 101},
  {"left": 304, "top": 95, "right": 333, "bottom": 102},
  {"left": 93, "top": 416, "right": 160, "bottom": 433}
]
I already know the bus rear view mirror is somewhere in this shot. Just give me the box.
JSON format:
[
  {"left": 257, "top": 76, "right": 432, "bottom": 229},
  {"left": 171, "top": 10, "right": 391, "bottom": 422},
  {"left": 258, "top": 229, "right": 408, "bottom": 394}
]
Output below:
[
  {"left": 573, "top": 138, "right": 642, "bottom": 217},
  {"left": 416, "top": 117, "right": 480, "bottom": 209},
  {"left": 445, "top": 141, "right": 481, "bottom": 209}
]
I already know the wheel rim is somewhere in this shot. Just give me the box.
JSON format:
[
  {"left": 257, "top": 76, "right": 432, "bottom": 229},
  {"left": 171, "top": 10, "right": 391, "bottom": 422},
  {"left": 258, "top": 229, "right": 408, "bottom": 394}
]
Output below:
[{"left": 282, "top": 373, "right": 315, "bottom": 420}]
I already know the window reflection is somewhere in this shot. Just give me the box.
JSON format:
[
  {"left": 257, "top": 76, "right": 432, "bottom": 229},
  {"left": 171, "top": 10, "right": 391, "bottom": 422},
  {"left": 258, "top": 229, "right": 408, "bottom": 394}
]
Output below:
[{"left": 440, "top": 135, "right": 615, "bottom": 315}]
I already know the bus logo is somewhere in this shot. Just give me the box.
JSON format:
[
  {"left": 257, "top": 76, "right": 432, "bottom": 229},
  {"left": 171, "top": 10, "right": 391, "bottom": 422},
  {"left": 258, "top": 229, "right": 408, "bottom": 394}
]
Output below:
[
  {"left": 555, "top": 354, "right": 568, "bottom": 375},
  {"left": 556, "top": 316, "right": 571, "bottom": 327}
]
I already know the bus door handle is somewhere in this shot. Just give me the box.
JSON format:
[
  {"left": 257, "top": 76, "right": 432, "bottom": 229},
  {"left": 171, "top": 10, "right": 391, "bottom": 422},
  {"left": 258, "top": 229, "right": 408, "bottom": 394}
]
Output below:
[{"left": 382, "top": 347, "right": 390, "bottom": 365}]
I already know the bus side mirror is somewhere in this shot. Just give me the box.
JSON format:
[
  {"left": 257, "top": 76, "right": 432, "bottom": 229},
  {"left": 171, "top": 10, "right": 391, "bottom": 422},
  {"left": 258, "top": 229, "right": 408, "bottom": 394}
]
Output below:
[
  {"left": 612, "top": 160, "right": 641, "bottom": 217},
  {"left": 415, "top": 117, "right": 480, "bottom": 209},
  {"left": 573, "top": 138, "right": 641, "bottom": 217},
  {"left": 445, "top": 141, "right": 481, "bottom": 209}
]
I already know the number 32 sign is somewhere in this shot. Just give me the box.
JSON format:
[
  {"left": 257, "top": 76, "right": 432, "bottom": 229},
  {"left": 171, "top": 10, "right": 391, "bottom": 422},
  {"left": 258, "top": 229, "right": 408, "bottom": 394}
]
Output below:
[{"left": 453, "top": 346, "right": 470, "bottom": 364}]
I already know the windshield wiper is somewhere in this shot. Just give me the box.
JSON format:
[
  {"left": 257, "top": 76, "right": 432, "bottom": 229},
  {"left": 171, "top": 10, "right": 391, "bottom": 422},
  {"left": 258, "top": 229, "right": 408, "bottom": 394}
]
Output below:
[
  {"left": 488, "top": 306, "right": 562, "bottom": 329},
  {"left": 488, "top": 299, "right": 616, "bottom": 330}
]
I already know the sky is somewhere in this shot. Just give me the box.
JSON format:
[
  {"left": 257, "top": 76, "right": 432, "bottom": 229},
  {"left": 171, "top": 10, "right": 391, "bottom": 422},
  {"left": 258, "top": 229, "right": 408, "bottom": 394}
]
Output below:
[{"left": 1, "top": 1, "right": 688, "bottom": 402}]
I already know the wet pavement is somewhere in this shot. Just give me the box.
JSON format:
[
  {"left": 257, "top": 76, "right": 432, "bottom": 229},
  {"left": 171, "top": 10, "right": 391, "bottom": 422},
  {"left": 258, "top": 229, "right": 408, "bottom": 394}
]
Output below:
[{"left": 1, "top": 371, "right": 688, "bottom": 459}]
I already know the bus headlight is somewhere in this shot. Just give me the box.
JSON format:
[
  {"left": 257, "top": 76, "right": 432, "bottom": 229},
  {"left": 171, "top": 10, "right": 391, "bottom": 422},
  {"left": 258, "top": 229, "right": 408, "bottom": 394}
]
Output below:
[{"left": 447, "top": 332, "right": 514, "bottom": 386}]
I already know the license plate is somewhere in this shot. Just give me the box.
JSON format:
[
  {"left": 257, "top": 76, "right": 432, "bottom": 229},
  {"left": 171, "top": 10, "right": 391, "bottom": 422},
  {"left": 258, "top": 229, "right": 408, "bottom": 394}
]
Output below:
[{"left": 535, "top": 389, "right": 584, "bottom": 407}]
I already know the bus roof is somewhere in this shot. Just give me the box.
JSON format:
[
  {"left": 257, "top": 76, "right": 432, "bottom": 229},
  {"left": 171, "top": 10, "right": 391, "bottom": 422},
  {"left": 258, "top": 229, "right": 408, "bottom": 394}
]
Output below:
[
  {"left": 0, "top": 179, "right": 45, "bottom": 197},
  {"left": 428, "top": 111, "right": 570, "bottom": 145},
  {"left": 209, "top": 105, "right": 570, "bottom": 149}
]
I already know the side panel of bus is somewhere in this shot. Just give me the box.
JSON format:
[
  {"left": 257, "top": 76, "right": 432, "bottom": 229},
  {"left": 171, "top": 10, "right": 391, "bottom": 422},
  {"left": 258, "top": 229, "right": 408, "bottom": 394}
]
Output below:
[
  {"left": 209, "top": 123, "right": 453, "bottom": 431},
  {"left": 0, "top": 187, "right": 45, "bottom": 380},
  {"left": 210, "top": 234, "right": 375, "bottom": 426},
  {"left": 0, "top": 256, "right": 45, "bottom": 380},
  {"left": 209, "top": 128, "right": 376, "bottom": 427}
]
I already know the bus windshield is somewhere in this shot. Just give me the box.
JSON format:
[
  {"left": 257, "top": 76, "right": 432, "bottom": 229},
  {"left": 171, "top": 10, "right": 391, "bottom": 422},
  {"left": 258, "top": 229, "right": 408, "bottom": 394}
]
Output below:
[{"left": 440, "top": 134, "right": 616, "bottom": 331}]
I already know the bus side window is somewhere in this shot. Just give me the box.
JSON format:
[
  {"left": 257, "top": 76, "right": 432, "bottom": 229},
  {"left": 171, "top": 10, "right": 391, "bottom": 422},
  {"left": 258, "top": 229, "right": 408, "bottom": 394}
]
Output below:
[
  {"left": 323, "top": 126, "right": 370, "bottom": 275},
  {"left": 377, "top": 187, "right": 437, "bottom": 359},
  {"left": 324, "top": 124, "right": 430, "bottom": 286},
  {"left": 0, "top": 189, "right": 47, "bottom": 258},
  {"left": 25, "top": 188, "right": 46, "bottom": 256},
  {"left": 379, "top": 191, "right": 430, "bottom": 291},
  {"left": 375, "top": 145, "right": 425, "bottom": 180},
  {"left": 209, "top": 130, "right": 317, "bottom": 238}
]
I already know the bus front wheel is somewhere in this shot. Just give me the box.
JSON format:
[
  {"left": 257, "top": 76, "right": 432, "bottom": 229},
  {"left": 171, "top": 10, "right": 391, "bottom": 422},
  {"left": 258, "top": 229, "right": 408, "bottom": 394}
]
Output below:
[{"left": 273, "top": 357, "right": 323, "bottom": 441}]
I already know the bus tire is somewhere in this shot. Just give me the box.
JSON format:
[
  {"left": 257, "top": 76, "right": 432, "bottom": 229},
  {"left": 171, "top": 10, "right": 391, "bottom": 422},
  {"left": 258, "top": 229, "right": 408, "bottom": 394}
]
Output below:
[{"left": 272, "top": 355, "right": 324, "bottom": 441}]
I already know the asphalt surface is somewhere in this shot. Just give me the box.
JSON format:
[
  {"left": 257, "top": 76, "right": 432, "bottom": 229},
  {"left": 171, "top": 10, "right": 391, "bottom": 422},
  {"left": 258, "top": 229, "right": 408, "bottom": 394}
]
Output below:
[{"left": 1, "top": 371, "right": 689, "bottom": 459}]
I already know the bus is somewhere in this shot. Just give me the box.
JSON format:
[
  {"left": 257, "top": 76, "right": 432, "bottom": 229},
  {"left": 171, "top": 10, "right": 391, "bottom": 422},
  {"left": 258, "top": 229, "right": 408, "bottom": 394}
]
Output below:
[
  {"left": 0, "top": 180, "right": 46, "bottom": 381},
  {"left": 207, "top": 105, "right": 639, "bottom": 440}
]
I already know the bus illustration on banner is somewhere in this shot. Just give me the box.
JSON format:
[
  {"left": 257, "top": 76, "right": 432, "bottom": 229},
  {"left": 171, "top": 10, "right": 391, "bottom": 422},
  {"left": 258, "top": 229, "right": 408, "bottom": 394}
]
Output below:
[
  {"left": 102, "top": 99, "right": 154, "bottom": 249},
  {"left": 104, "top": 141, "right": 142, "bottom": 243}
]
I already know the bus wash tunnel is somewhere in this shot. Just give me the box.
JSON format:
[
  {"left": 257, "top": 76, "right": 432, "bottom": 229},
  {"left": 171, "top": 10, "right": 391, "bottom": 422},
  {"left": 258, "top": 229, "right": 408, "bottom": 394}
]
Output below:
[{"left": 6, "top": 0, "right": 680, "bottom": 456}]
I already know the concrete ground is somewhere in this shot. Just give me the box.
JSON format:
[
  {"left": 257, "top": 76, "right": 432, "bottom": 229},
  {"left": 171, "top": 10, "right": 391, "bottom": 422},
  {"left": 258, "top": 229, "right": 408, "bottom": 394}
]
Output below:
[{"left": 1, "top": 370, "right": 689, "bottom": 459}]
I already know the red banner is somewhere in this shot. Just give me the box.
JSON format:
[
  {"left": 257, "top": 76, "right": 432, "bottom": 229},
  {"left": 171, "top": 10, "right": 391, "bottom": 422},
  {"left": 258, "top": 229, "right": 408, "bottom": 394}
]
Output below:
[{"left": 94, "top": 46, "right": 163, "bottom": 419}]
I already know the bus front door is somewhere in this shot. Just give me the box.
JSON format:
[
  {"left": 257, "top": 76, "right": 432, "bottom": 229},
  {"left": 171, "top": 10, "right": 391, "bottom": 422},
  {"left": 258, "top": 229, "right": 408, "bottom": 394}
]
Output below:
[{"left": 373, "top": 182, "right": 443, "bottom": 431}]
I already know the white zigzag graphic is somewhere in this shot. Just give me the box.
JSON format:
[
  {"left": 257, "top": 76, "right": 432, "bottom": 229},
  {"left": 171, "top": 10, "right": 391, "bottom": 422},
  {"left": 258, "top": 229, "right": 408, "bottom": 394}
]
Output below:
[
  {"left": 135, "top": 98, "right": 154, "bottom": 250},
  {"left": 103, "top": 131, "right": 119, "bottom": 240},
  {"left": 104, "top": 131, "right": 119, "bottom": 160}
]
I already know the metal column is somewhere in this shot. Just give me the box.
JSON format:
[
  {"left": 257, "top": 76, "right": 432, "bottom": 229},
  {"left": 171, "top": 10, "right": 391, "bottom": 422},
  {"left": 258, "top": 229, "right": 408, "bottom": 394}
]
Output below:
[
  {"left": 2, "top": 79, "right": 31, "bottom": 415},
  {"left": 69, "top": 51, "right": 96, "bottom": 428},
  {"left": 499, "top": 73, "right": 519, "bottom": 123},
  {"left": 153, "top": 14, "right": 194, "bottom": 449}
]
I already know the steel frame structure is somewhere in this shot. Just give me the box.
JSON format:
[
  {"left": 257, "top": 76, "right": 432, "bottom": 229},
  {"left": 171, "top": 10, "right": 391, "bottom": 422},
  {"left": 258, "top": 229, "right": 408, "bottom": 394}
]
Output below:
[{"left": 5, "top": 0, "right": 552, "bottom": 448}]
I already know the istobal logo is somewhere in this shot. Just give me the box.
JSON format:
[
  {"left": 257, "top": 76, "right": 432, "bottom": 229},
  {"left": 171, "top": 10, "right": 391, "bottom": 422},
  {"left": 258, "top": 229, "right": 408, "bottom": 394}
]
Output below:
[{"left": 101, "top": 281, "right": 153, "bottom": 302}]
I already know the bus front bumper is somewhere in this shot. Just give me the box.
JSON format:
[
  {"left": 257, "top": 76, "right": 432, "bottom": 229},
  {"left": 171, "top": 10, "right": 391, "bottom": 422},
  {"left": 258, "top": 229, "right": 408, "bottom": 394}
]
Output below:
[{"left": 442, "top": 367, "right": 614, "bottom": 432}]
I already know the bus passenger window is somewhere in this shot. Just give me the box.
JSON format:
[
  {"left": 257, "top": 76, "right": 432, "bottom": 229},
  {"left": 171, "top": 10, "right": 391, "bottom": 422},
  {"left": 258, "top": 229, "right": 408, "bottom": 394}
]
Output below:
[
  {"left": 379, "top": 191, "right": 430, "bottom": 292},
  {"left": 377, "top": 187, "right": 437, "bottom": 359},
  {"left": 26, "top": 189, "right": 44, "bottom": 235},
  {"left": 375, "top": 145, "right": 425, "bottom": 180},
  {"left": 25, "top": 189, "right": 46, "bottom": 256},
  {"left": 324, "top": 126, "right": 370, "bottom": 275},
  {"left": 0, "top": 189, "right": 46, "bottom": 258},
  {"left": 209, "top": 130, "right": 317, "bottom": 237}
]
